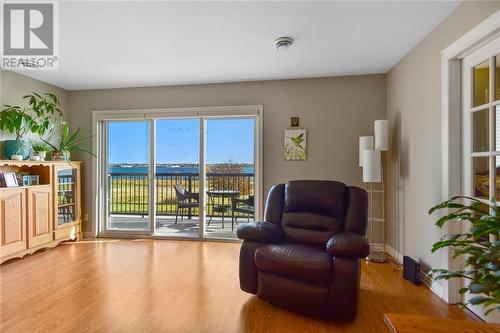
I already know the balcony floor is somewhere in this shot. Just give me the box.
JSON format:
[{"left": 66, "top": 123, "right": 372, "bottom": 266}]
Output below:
[{"left": 107, "top": 215, "right": 253, "bottom": 239}]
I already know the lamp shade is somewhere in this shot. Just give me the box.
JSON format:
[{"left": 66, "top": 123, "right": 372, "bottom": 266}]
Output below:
[
  {"left": 359, "top": 136, "right": 374, "bottom": 167},
  {"left": 362, "top": 149, "right": 381, "bottom": 182},
  {"left": 374, "top": 119, "right": 388, "bottom": 151}
]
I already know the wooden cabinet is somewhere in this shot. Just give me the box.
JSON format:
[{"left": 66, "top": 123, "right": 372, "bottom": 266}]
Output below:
[
  {"left": 0, "top": 188, "right": 27, "bottom": 260},
  {"left": 27, "top": 186, "right": 53, "bottom": 249},
  {"left": 0, "top": 161, "right": 82, "bottom": 264}
]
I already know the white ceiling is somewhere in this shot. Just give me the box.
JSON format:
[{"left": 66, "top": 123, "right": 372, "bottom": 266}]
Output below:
[{"left": 19, "top": 1, "right": 461, "bottom": 91}]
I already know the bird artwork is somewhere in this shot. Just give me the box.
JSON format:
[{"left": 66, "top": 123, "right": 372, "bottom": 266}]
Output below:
[{"left": 284, "top": 129, "right": 306, "bottom": 160}]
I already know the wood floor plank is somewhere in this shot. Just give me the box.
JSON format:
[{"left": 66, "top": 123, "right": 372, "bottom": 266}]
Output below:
[{"left": 0, "top": 239, "right": 475, "bottom": 333}]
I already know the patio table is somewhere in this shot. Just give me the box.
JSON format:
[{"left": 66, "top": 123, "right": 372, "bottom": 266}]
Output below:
[{"left": 206, "top": 189, "right": 240, "bottom": 230}]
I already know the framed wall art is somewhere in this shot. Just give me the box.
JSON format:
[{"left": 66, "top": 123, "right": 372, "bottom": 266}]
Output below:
[{"left": 284, "top": 129, "right": 306, "bottom": 161}]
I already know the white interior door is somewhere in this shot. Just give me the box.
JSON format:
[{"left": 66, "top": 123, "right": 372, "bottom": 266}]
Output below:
[{"left": 461, "top": 35, "right": 500, "bottom": 323}]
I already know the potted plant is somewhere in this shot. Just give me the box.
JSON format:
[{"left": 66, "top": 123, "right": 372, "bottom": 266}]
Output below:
[
  {"left": 0, "top": 93, "right": 62, "bottom": 160},
  {"left": 30, "top": 141, "right": 52, "bottom": 161},
  {"left": 42, "top": 122, "right": 95, "bottom": 161},
  {"left": 428, "top": 196, "right": 499, "bottom": 315}
]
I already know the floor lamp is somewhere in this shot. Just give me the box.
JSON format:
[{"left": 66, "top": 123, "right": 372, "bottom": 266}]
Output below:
[{"left": 363, "top": 149, "right": 385, "bottom": 262}]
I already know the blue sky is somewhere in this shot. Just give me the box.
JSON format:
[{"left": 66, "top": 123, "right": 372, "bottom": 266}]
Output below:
[{"left": 108, "top": 118, "right": 254, "bottom": 164}]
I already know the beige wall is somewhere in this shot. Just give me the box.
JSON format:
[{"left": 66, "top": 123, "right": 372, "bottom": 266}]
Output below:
[
  {"left": 68, "top": 75, "right": 386, "bottom": 234},
  {"left": 0, "top": 70, "right": 69, "bottom": 144},
  {"left": 386, "top": 2, "right": 500, "bottom": 272}
]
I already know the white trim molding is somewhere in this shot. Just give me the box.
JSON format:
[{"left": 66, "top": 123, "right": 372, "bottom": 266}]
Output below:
[
  {"left": 383, "top": 244, "right": 403, "bottom": 264},
  {"left": 440, "top": 9, "right": 500, "bottom": 304}
]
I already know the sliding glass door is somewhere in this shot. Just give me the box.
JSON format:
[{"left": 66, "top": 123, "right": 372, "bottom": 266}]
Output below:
[
  {"left": 205, "top": 118, "right": 255, "bottom": 239},
  {"left": 97, "top": 107, "right": 261, "bottom": 239},
  {"left": 106, "top": 120, "right": 151, "bottom": 232},
  {"left": 154, "top": 119, "right": 200, "bottom": 237}
]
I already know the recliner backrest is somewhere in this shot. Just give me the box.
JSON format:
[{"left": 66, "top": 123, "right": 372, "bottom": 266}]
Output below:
[
  {"left": 281, "top": 180, "right": 347, "bottom": 247},
  {"left": 263, "top": 180, "right": 368, "bottom": 247}
]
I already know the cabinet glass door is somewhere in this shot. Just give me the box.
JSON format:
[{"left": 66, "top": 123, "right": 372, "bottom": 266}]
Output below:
[{"left": 57, "top": 168, "right": 78, "bottom": 225}]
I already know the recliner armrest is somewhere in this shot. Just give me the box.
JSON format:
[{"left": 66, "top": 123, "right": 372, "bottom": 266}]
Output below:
[
  {"left": 236, "top": 221, "right": 283, "bottom": 243},
  {"left": 326, "top": 232, "right": 369, "bottom": 258}
]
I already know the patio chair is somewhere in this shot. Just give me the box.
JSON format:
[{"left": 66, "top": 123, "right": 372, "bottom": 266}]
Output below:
[
  {"left": 174, "top": 184, "right": 199, "bottom": 223},
  {"left": 231, "top": 195, "right": 254, "bottom": 227}
]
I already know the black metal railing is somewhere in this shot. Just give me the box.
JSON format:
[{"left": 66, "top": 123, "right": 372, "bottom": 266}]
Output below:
[{"left": 108, "top": 172, "right": 254, "bottom": 219}]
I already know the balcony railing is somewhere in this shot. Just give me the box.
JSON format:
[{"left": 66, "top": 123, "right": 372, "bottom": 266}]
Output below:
[{"left": 108, "top": 172, "right": 254, "bottom": 219}]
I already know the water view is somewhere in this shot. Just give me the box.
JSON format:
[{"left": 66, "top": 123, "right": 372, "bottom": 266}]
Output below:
[{"left": 109, "top": 164, "right": 254, "bottom": 174}]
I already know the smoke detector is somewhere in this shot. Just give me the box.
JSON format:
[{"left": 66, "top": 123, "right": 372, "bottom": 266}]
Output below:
[{"left": 275, "top": 37, "right": 293, "bottom": 50}]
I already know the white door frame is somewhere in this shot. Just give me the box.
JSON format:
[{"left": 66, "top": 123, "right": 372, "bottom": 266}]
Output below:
[
  {"left": 91, "top": 105, "right": 263, "bottom": 240},
  {"left": 441, "top": 9, "right": 500, "bottom": 303}
]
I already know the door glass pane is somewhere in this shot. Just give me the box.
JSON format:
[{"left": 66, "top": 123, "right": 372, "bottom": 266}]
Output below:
[
  {"left": 473, "top": 59, "right": 490, "bottom": 107},
  {"left": 496, "top": 157, "right": 500, "bottom": 202},
  {"left": 57, "top": 168, "right": 77, "bottom": 225},
  {"left": 473, "top": 109, "right": 489, "bottom": 152},
  {"left": 495, "top": 54, "right": 500, "bottom": 101},
  {"left": 155, "top": 119, "right": 200, "bottom": 237},
  {"left": 107, "top": 121, "right": 150, "bottom": 231},
  {"left": 473, "top": 157, "right": 489, "bottom": 199},
  {"left": 205, "top": 118, "right": 255, "bottom": 240}
]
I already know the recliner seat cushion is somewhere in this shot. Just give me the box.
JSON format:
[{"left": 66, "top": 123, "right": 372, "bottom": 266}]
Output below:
[{"left": 254, "top": 244, "right": 332, "bottom": 286}]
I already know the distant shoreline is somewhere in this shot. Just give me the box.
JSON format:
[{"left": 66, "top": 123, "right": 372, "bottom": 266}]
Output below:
[
  {"left": 110, "top": 163, "right": 253, "bottom": 167},
  {"left": 109, "top": 164, "right": 254, "bottom": 174}
]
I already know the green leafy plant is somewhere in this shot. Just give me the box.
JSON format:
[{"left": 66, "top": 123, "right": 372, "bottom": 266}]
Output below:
[
  {"left": 31, "top": 140, "right": 52, "bottom": 152},
  {"left": 428, "top": 196, "right": 500, "bottom": 314},
  {"left": 0, "top": 93, "right": 62, "bottom": 140},
  {"left": 42, "top": 122, "right": 95, "bottom": 159}
]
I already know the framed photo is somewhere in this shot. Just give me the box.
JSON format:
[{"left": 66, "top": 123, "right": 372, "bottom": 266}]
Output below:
[
  {"left": 284, "top": 129, "right": 306, "bottom": 161},
  {"left": 2, "top": 172, "right": 19, "bottom": 187}
]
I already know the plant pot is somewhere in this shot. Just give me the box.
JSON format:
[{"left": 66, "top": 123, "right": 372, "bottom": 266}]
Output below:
[
  {"left": 33, "top": 151, "right": 47, "bottom": 161},
  {"left": 51, "top": 150, "right": 70, "bottom": 161},
  {"left": 4, "top": 140, "right": 31, "bottom": 160}
]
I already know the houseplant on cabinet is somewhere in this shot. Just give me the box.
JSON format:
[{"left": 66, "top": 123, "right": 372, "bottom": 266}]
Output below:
[
  {"left": 428, "top": 196, "right": 500, "bottom": 315},
  {"left": 30, "top": 141, "right": 52, "bottom": 161},
  {"left": 42, "top": 122, "right": 95, "bottom": 161},
  {"left": 0, "top": 93, "right": 62, "bottom": 160}
]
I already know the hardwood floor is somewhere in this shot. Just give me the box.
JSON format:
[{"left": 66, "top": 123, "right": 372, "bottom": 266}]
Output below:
[{"left": 1, "top": 239, "right": 474, "bottom": 333}]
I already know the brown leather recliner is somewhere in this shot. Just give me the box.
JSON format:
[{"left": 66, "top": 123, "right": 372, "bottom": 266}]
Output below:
[{"left": 236, "top": 180, "right": 369, "bottom": 320}]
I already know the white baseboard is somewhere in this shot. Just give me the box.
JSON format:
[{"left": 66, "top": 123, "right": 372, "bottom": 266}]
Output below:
[
  {"left": 372, "top": 243, "right": 445, "bottom": 300},
  {"left": 383, "top": 244, "right": 403, "bottom": 264}
]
